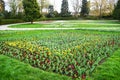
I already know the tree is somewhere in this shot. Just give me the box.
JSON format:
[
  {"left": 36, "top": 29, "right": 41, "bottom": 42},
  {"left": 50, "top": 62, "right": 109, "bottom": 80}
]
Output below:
[
  {"left": 47, "top": 5, "right": 55, "bottom": 18},
  {"left": 0, "top": 0, "right": 4, "bottom": 24},
  {"left": 113, "top": 0, "right": 120, "bottom": 20},
  {"left": 8, "top": 0, "right": 17, "bottom": 15},
  {"left": 107, "top": 0, "right": 116, "bottom": 15},
  {"left": 81, "top": 0, "right": 89, "bottom": 17},
  {"left": 91, "top": 0, "right": 105, "bottom": 17},
  {"left": 53, "top": 11, "right": 59, "bottom": 17},
  {"left": 0, "top": 0, "right": 5, "bottom": 12},
  {"left": 17, "top": 0, "right": 24, "bottom": 12},
  {"left": 38, "top": 0, "right": 49, "bottom": 13},
  {"left": 7, "top": 0, "right": 24, "bottom": 19},
  {"left": 16, "top": 0, "right": 24, "bottom": 19},
  {"left": 23, "top": 0, "right": 40, "bottom": 24},
  {"left": 71, "top": 0, "right": 82, "bottom": 17},
  {"left": 90, "top": 0, "right": 116, "bottom": 18},
  {"left": 61, "top": 0, "right": 70, "bottom": 17},
  {"left": 8, "top": 0, "right": 23, "bottom": 13},
  {"left": 3, "top": 10, "right": 12, "bottom": 19}
]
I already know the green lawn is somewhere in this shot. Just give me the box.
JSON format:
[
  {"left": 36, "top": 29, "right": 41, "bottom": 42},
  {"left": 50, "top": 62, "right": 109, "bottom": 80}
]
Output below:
[
  {"left": 9, "top": 20, "right": 120, "bottom": 28},
  {"left": 0, "top": 55, "right": 72, "bottom": 80},
  {"left": 0, "top": 30, "right": 120, "bottom": 41},
  {"left": 9, "top": 23, "right": 45, "bottom": 28},
  {"left": 89, "top": 49, "right": 120, "bottom": 80},
  {"left": 0, "top": 20, "right": 120, "bottom": 79}
]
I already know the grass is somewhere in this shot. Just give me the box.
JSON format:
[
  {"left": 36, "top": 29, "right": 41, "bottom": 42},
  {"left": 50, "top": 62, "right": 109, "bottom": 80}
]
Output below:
[
  {"left": 0, "top": 29, "right": 120, "bottom": 79},
  {"left": 88, "top": 49, "right": 120, "bottom": 80},
  {"left": 1, "top": 48, "right": 120, "bottom": 80},
  {"left": 0, "top": 30, "right": 120, "bottom": 41},
  {"left": 0, "top": 19, "right": 24, "bottom": 25},
  {"left": 9, "top": 23, "right": 44, "bottom": 28},
  {"left": 1, "top": 20, "right": 120, "bottom": 79},
  {"left": 9, "top": 20, "right": 120, "bottom": 28},
  {"left": 0, "top": 55, "right": 72, "bottom": 80}
]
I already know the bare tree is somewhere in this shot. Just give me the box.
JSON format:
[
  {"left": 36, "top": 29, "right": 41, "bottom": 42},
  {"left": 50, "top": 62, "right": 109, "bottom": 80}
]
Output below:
[
  {"left": 8, "top": 0, "right": 23, "bottom": 14},
  {"left": 8, "top": 0, "right": 17, "bottom": 15},
  {"left": 107, "top": 0, "right": 116, "bottom": 15},
  {"left": 71, "top": 0, "right": 82, "bottom": 17},
  {"left": 17, "top": 0, "right": 23, "bottom": 12},
  {"left": 37, "top": 0, "right": 50, "bottom": 13},
  {"left": 90, "top": 0, "right": 116, "bottom": 17},
  {"left": 91, "top": 0, "right": 106, "bottom": 17},
  {"left": 0, "top": 0, "right": 5, "bottom": 12}
]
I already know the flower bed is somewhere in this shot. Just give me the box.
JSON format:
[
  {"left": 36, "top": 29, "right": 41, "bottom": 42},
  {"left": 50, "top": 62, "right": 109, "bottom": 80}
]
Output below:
[{"left": 0, "top": 31, "right": 120, "bottom": 79}]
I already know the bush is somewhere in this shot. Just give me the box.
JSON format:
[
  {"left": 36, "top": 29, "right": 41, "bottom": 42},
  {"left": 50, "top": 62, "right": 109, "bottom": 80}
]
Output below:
[
  {"left": 3, "top": 11, "right": 11, "bottom": 19},
  {"left": 46, "top": 11, "right": 60, "bottom": 18},
  {"left": 85, "top": 15, "right": 113, "bottom": 20},
  {"left": 3, "top": 11, "right": 25, "bottom": 19},
  {"left": 38, "top": 17, "right": 78, "bottom": 21},
  {"left": 0, "top": 12, "right": 4, "bottom": 24},
  {"left": 101, "top": 15, "right": 113, "bottom": 19},
  {"left": 0, "top": 19, "right": 24, "bottom": 25},
  {"left": 0, "top": 17, "right": 2, "bottom": 24},
  {"left": 46, "top": 13, "right": 55, "bottom": 18},
  {"left": 53, "top": 11, "right": 60, "bottom": 17},
  {"left": 84, "top": 16, "right": 99, "bottom": 20}
]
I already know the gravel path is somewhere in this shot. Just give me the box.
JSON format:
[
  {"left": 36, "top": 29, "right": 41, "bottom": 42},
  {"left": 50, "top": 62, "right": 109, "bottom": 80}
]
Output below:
[
  {"left": 0, "top": 24, "right": 77, "bottom": 30},
  {"left": 0, "top": 22, "right": 120, "bottom": 31}
]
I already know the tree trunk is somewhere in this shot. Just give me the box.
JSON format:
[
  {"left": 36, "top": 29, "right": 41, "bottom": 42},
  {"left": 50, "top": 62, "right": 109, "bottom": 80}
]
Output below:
[
  {"left": 99, "top": 5, "right": 102, "bottom": 19},
  {"left": 31, "top": 21, "right": 33, "bottom": 24}
]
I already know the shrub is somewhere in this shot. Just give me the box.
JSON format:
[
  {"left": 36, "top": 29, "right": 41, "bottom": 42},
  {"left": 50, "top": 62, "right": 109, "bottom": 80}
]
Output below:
[
  {"left": 0, "top": 12, "right": 4, "bottom": 24},
  {"left": 0, "top": 19, "right": 24, "bottom": 25},
  {"left": 38, "top": 17, "right": 77, "bottom": 21}
]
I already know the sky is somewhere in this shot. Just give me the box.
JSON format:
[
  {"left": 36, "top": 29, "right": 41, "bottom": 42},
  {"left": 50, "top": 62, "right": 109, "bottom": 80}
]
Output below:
[
  {"left": 3, "top": 0, "right": 73, "bottom": 13},
  {"left": 3, "top": 0, "right": 10, "bottom": 11},
  {"left": 3, "top": 0, "right": 118, "bottom": 13},
  {"left": 49, "top": 0, "right": 73, "bottom": 12}
]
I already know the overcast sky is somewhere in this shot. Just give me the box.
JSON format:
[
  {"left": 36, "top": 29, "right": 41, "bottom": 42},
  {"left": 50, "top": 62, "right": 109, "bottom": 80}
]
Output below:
[
  {"left": 3, "top": 0, "right": 73, "bottom": 12},
  {"left": 49, "top": 0, "right": 73, "bottom": 12}
]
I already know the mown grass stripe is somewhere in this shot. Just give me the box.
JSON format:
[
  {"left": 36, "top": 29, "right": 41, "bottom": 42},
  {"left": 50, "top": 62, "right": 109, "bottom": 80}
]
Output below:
[
  {"left": 89, "top": 49, "right": 120, "bottom": 80},
  {"left": 0, "top": 55, "right": 72, "bottom": 80}
]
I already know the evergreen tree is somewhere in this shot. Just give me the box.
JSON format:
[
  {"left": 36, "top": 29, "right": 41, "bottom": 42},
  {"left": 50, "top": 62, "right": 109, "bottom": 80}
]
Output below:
[
  {"left": 80, "top": 0, "right": 89, "bottom": 17},
  {"left": 23, "top": 0, "right": 40, "bottom": 23},
  {"left": 61, "top": 0, "right": 70, "bottom": 17},
  {"left": 47, "top": 5, "right": 55, "bottom": 18},
  {"left": 113, "top": 0, "right": 120, "bottom": 20}
]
